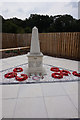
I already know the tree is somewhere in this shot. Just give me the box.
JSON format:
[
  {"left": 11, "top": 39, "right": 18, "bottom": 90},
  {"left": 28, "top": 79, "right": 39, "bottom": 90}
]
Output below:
[
  {"left": 25, "top": 27, "right": 31, "bottom": 33},
  {"left": 2, "top": 20, "right": 18, "bottom": 33},
  {"left": 1, "top": 14, "right": 80, "bottom": 33}
]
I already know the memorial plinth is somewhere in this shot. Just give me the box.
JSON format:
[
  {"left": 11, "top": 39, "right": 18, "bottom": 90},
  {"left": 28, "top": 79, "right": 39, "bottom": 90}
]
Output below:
[{"left": 27, "top": 27, "right": 46, "bottom": 74}]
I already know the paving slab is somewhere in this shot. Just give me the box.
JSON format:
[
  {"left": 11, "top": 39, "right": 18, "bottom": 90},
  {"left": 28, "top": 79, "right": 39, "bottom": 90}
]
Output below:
[
  {"left": 2, "top": 85, "right": 19, "bottom": 99},
  {"left": 2, "top": 99, "right": 16, "bottom": 118},
  {"left": 18, "top": 84, "right": 43, "bottom": 98},
  {"left": 44, "top": 96, "right": 78, "bottom": 118},
  {"left": 41, "top": 83, "right": 67, "bottom": 97},
  {"left": 14, "top": 97, "right": 48, "bottom": 118}
]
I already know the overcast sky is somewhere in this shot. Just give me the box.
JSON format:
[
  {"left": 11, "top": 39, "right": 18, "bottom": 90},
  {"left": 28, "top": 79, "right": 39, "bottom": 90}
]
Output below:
[{"left": 0, "top": 0, "right": 79, "bottom": 20}]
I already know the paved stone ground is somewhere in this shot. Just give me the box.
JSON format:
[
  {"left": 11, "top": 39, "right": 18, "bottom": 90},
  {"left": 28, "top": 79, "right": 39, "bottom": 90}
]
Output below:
[{"left": 0, "top": 54, "right": 80, "bottom": 118}]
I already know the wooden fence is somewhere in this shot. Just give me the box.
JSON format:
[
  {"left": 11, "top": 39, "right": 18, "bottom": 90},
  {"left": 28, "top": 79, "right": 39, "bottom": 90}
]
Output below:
[
  {"left": 2, "top": 32, "right": 80, "bottom": 60},
  {"left": 2, "top": 33, "right": 31, "bottom": 48}
]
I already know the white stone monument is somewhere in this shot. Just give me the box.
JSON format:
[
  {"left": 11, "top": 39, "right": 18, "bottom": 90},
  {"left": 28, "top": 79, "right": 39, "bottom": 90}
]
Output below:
[{"left": 27, "top": 26, "right": 46, "bottom": 74}]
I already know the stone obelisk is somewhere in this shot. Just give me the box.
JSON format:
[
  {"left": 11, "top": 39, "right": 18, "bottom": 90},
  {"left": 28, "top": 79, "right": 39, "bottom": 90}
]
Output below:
[
  {"left": 30, "top": 26, "right": 40, "bottom": 54},
  {"left": 27, "top": 26, "right": 45, "bottom": 74}
]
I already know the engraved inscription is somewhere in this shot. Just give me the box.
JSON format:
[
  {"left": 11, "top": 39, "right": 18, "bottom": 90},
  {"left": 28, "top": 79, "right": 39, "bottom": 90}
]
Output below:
[
  {"left": 29, "top": 61, "right": 35, "bottom": 67},
  {"left": 29, "top": 61, "right": 42, "bottom": 68},
  {"left": 34, "top": 57, "right": 37, "bottom": 59},
  {"left": 36, "top": 61, "right": 42, "bottom": 67}
]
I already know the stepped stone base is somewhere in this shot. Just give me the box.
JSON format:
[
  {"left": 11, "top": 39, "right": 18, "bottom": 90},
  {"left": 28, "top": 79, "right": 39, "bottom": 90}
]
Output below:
[{"left": 27, "top": 52, "right": 46, "bottom": 74}]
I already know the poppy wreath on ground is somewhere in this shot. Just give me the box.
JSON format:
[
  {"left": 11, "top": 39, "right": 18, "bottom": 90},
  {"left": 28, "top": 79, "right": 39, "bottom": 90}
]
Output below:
[
  {"left": 52, "top": 72, "right": 63, "bottom": 79},
  {"left": 50, "top": 67, "right": 60, "bottom": 72},
  {"left": 72, "top": 71, "right": 80, "bottom": 77},
  {"left": 32, "top": 76, "right": 40, "bottom": 80},
  {"left": 15, "top": 74, "right": 28, "bottom": 81},
  {"left": 4, "top": 72, "right": 17, "bottom": 78},
  {"left": 60, "top": 70, "right": 71, "bottom": 76},
  {"left": 13, "top": 67, "right": 23, "bottom": 72}
]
